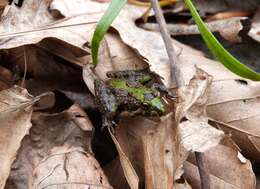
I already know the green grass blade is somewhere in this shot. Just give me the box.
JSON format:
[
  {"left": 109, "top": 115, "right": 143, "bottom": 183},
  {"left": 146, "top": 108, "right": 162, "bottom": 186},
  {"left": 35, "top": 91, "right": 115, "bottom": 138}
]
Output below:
[
  {"left": 184, "top": 0, "right": 260, "bottom": 81},
  {"left": 91, "top": 0, "right": 127, "bottom": 66}
]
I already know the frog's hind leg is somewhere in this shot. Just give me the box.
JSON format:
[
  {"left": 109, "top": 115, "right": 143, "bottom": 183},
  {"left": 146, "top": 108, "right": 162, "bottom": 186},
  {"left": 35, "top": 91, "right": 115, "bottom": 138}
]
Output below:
[
  {"left": 94, "top": 79, "right": 118, "bottom": 130},
  {"left": 94, "top": 79, "right": 118, "bottom": 113}
]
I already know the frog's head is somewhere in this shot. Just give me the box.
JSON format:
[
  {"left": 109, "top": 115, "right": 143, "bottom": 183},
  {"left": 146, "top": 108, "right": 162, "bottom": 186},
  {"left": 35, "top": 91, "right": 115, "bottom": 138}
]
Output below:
[{"left": 143, "top": 92, "right": 165, "bottom": 115}]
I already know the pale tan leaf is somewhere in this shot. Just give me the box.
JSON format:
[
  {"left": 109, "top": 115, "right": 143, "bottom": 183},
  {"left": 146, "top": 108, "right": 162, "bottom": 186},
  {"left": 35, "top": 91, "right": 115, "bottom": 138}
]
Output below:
[
  {"left": 180, "top": 121, "right": 224, "bottom": 152},
  {"left": 0, "top": 86, "right": 34, "bottom": 189},
  {"left": 177, "top": 67, "right": 224, "bottom": 152},
  {"left": 176, "top": 67, "right": 213, "bottom": 122},
  {"left": 32, "top": 146, "right": 112, "bottom": 189}
]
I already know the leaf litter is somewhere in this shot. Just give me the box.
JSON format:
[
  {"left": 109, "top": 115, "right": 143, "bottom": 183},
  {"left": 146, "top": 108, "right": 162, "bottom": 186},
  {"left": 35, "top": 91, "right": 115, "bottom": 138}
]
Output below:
[{"left": 0, "top": 0, "right": 259, "bottom": 188}]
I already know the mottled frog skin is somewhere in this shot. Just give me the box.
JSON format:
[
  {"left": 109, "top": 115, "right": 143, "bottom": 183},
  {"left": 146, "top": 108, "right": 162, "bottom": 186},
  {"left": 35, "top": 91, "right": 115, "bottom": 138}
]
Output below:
[{"left": 94, "top": 69, "right": 168, "bottom": 129}]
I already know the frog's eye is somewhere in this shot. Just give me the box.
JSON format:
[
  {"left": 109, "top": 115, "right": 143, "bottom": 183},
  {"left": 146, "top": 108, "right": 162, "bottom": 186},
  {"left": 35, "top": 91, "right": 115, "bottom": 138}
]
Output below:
[{"left": 144, "top": 93, "right": 154, "bottom": 101}]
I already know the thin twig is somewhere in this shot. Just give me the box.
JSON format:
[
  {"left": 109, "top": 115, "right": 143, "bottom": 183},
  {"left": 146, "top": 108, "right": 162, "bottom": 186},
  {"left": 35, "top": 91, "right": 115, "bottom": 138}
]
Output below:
[
  {"left": 150, "top": 0, "right": 184, "bottom": 88},
  {"left": 195, "top": 152, "right": 211, "bottom": 189},
  {"left": 150, "top": 1, "right": 210, "bottom": 189},
  {"left": 21, "top": 46, "right": 27, "bottom": 88}
]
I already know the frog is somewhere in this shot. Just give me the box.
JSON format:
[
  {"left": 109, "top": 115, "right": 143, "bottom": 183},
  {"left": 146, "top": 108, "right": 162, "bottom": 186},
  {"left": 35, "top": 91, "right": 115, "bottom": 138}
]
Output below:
[{"left": 94, "top": 69, "right": 169, "bottom": 129}]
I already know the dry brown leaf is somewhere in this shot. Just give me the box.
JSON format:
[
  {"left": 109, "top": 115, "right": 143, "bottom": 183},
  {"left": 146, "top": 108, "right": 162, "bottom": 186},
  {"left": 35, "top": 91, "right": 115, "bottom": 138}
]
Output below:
[
  {"left": 32, "top": 145, "right": 112, "bottom": 189},
  {"left": 5, "top": 104, "right": 94, "bottom": 189},
  {"left": 184, "top": 137, "right": 256, "bottom": 189},
  {"left": 140, "top": 17, "right": 246, "bottom": 43},
  {"left": 0, "top": 0, "right": 201, "bottom": 88},
  {"left": 209, "top": 119, "right": 260, "bottom": 161},
  {"left": 0, "top": 65, "right": 12, "bottom": 90},
  {"left": 3, "top": 45, "right": 87, "bottom": 97},
  {"left": 113, "top": 114, "right": 190, "bottom": 189},
  {"left": 0, "top": 0, "right": 102, "bottom": 51},
  {"left": 0, "top": 86, "right": 35, "bottom": 189},
  {"left": 2, "top": 0, "right": 259, "bottom": 164},
  {"left": 0, "top": 0, "right": 7, "bottom": 7},
  {"left": 142, "top": 113, "right": 184, "bottom": 189},
  {"left": 0, "top": 0, "right": 8, "bottom": 16}
]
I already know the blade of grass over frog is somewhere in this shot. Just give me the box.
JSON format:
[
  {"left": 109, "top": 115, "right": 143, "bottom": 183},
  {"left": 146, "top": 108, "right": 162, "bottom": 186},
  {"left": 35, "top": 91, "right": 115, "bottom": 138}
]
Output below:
[
  {"left": 184, "top": 0, "right": 260, "bottom": 81},
  {"left": 91, "top": 0, "right": 127, "bottom": 66}
]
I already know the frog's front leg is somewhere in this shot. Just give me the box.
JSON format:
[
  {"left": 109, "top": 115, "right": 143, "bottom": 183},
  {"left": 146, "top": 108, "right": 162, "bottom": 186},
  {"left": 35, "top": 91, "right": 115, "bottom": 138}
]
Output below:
[{"left": 94, "top": 79, "right": 118, "bottom": 129}]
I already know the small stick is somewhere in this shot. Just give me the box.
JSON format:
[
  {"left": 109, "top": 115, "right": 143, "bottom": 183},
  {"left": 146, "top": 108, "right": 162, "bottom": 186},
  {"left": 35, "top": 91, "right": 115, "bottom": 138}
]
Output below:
[
  {"left": 195, "top": 152, "right": 211, "bottom": 189},
  {"left": 150, "top": 1, "right": 210, "bottom": 189},
  {"left": 150, "top": 0, "right": 184, "bottom": 88}
]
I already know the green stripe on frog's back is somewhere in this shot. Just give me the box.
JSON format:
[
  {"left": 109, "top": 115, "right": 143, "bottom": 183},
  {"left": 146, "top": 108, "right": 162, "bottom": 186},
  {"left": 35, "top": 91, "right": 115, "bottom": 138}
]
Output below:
[
  {"left": 107, "top": 79, "right": 146, "bottom": 101},
  {"left": 108, "top": 79, "right": 165, "bottom": 113}
]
